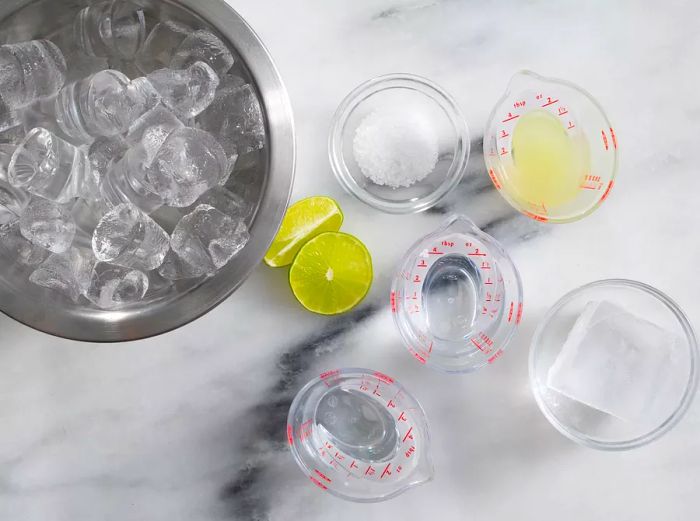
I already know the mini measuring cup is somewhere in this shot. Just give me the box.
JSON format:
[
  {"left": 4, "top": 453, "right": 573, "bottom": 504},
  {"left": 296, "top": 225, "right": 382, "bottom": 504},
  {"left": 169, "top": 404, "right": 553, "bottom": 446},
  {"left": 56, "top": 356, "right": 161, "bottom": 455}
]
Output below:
[
  {"left": 391, "top": 215, "right": 523, "bottom": 373},
  {"left": 484, "top": 70, "right": 618, "bottom": 223},
  {"left": 287, "top": 368, "right": 433, "bottom": 502}
]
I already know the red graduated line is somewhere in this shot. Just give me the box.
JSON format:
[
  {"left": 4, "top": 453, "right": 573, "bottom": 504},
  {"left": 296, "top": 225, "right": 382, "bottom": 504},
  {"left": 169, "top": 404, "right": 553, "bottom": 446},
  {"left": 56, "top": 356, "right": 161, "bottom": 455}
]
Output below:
[
  {"left": 501, "top": 114, "right": 520, "bottom": 122},
  {"left": 427, "top": 251, "right": 444, "bottom": 255},
  {"left": 309, "top": 476, "right": 327, "bottom": 490},
  {"left": 557, "top": 109, "right": 569, "bottom": 116},
  {"left": 314, "top": 469, "right": 332, "bottom": 483},
  {"left": 402, "top": 427, "right": 414, "bottom": 443},
  {"left": 380, "top": 464, "right": 392, "bottom": 479},
  {"left": 541, "top": 99, "right": 559, "bottom": 107},
  {"left": 471, "top": 338, "right": 489, "bottom": 353}
]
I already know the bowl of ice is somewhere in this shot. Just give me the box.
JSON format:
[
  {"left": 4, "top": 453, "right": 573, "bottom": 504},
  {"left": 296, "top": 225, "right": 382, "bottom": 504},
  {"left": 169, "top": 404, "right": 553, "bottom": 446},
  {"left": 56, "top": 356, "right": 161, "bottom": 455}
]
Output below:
[{"left": 0, "top": 0, "right": 295, "bottom": 341}]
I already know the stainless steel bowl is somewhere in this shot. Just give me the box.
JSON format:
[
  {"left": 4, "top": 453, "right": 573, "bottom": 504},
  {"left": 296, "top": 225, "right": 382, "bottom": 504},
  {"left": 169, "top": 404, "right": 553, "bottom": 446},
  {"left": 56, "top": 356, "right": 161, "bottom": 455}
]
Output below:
[{"left": 0, "top": 0, "right": 295, "bottom": 342}]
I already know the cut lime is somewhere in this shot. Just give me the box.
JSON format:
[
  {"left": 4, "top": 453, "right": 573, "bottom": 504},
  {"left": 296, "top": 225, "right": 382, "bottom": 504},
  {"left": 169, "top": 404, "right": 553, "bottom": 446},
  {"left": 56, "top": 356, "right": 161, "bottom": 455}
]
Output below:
[
  {"left": 264, "top": 196, "right": 344, "bottom": 267},
  {"left": 289, "top": 232, "right": 373, "bottom": 315}
]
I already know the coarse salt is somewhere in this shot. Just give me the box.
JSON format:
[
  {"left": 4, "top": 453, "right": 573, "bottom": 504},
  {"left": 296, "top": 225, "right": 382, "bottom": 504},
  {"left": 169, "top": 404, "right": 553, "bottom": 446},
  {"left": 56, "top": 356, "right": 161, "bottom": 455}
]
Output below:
[{"left": 352, "top": 109, "right": 438, "bottom": 188}]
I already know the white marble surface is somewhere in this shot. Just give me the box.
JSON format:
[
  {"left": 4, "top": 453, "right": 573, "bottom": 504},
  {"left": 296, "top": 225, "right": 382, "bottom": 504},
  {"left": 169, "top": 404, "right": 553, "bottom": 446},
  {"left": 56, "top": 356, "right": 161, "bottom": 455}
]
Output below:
[{"left": 2, "top": 0, "right": 700, "bottom": 519}]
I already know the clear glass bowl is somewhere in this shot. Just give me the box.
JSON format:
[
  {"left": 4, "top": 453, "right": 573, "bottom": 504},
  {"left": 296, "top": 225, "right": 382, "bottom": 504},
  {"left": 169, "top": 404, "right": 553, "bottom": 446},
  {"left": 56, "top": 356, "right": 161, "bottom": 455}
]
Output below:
[
  {"left": 530, "top": 280, "right": 698, "bottom": 450},
  {"left": 329, "top": 74, "right": 470, "bottom": 214}
]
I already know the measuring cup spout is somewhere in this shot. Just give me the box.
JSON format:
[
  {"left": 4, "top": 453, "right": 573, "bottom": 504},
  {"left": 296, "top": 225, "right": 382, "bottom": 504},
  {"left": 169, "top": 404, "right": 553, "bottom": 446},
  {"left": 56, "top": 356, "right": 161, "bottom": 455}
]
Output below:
[
  {"left": 406, "top": 455, "right": 435, "bottom": 489},
  {"left": 505, "top": 69, "right": 543, "bottom": 94},
  {"left": 443, "top": 213, "right": 480, "bottom": 234}
]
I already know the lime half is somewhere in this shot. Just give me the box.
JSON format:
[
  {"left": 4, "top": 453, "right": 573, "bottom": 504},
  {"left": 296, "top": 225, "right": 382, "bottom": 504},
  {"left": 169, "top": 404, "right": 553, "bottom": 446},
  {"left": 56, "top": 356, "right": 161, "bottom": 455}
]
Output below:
[
  {"left": 289, "top": 232, "right": 373, "bottom": 315},
  {"left": 264, "top": 196, "right": 343, "bottom": 267}
]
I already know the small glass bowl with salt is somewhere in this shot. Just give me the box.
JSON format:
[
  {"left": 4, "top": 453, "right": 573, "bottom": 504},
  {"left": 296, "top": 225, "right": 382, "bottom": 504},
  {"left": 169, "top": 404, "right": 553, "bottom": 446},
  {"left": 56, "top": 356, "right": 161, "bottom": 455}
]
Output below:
[{"left": 329, "top": 74, "right": 469, "bottom": 214}]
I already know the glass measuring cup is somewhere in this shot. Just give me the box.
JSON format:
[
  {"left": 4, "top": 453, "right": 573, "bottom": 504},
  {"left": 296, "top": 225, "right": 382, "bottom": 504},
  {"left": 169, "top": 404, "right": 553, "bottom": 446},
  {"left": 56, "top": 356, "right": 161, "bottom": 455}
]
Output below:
[
  {"left": 391, "top": 215, "right": 523, "bottom": 373},
  {"left": 287, "top": 368, "right": 433, "bottom": 502},
  {"left": 484, "top": 70, "right": 618, "bottom": 223}
]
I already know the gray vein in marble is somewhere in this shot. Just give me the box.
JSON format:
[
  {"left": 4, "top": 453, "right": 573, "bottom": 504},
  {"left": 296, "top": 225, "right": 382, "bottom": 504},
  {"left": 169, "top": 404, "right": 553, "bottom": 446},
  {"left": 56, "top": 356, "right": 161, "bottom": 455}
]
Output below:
[
  {"left": 218, "top": 303, "right": 380, "bottom": 520},
  {"left": 373, "top": 1, "right": 441, "bottom": 20}
]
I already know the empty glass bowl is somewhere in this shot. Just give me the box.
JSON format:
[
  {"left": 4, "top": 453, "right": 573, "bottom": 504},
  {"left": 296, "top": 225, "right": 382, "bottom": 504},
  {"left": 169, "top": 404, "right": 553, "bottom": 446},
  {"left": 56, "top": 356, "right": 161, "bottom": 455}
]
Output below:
[
  {"left": 329, "top": 74, "right": 470, "bottom": 214},
  {"left": 530, "top": 280, "right": 698, "bottom": 450}
]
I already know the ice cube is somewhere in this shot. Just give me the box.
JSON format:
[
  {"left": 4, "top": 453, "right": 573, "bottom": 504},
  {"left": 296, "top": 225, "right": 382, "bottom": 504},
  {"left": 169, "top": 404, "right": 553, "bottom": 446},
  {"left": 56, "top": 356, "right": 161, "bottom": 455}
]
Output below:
[
  {"left": 0, "top": 143, "right": 16, "bottom": 181},
  {"left": 146, "top": 62, "right": 220, "bottom": 119},
  {"left": 74, "top": 0, "right": 146, "bottom": 59},
  {"left": 0, "top": 222, "right": 50, "bottom": 266},
  {"left": 19, "top": 197, "right": 76, "bottom": 253},
  {"left": 197, "top": 83, "right": 264, "bottom": 163},
  {"left": 0, "top": 125, "right": 25, "bottom": 146},
  {"left": 170, "top": 30, "right": 235, "bottom": 76},
  {"left": 0, "top": 94, "right": 20, "bottom": 133},
  {"left": 157, "top": 248, "right": 206, "bottom": 280},
  {"left": 170, "top": 204, "right": 249, "bottom": 274},
  {"left": 100, "top": 146, "right": 164, "bottom": 214},
  {"left": 92, "top": 203, "right": 169, "bottom": 271},
  {"left": 0, "top": 40, "right": 66, "bottom": 110},
  {"left": 54, "top": 70, "right": 159, "bottom": 143},
  {"left": 0, "top": 177, "right": 29, "bottom": 233},
  {"left": 547, "top": 300, "right": 685, "bottom": 423},
  {"left": 85, "top": 261, "right": 148, "bottom": 309},
  {"left": 189, "top": 186, "right": 251, "bottom": 222},
  {"left": 147, "top": 128, "right": 228, "bottom": 207},
  {"left": 135, "top": 21, "right": 192, "bottom": 74},
  {"left": 125, "top": 105, "right": 183, "bottom": 165},
  {"left": 88, "top": 135, "right": 128, "bottom": 193},
  {"left": 70, "top": 197, "right": 110, "bottom": 236},
  {"left": 29, "top": 246, "right": 95, "bottom": 302}
]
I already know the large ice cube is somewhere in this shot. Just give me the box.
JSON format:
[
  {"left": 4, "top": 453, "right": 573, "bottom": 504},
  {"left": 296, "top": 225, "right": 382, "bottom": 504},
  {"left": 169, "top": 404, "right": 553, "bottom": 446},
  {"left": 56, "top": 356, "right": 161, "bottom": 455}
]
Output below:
[
  {"left": 85, "top": 261, "right": 148, "bottom": 309},
  {"left": 92, "top": 203, "right": 169, "bottom": 271},
  {"left": 0, "top": 222, "right": 50, "bottom": 266},
  {"left": 197, "top": 83, "right": 264, "bottom": 164},
  {"left": 170, "top": 30, "right": 234, "bottom": 76},
  {"left": 157, "top": 248, "right": 206, "bottom": 280},
  {"left": 29, "top": 246, "right": 95, "bottom": 302},
  {"left": 170, "top": 204, "right": 248, "bottom": 274},
  {"left": 146, "top": 62, "right": 220, "bottom": 119},
  {"left": 125, "top": 105, "right": 183, "bottom": 165},
  {"left": 147, "top": 128, "right": 228, "bottom": 207},
  {"left": 135, "top": 21, "right": 192, "bottom": 74},
  {"left": 547, "top": 300, "right": 685, "bottom": 422},
  {"left": 0, "top": 177, "right": 30, "bottom": 234},
  {"left": 19, "top": 197, "right": 76, "bottom": 253}
]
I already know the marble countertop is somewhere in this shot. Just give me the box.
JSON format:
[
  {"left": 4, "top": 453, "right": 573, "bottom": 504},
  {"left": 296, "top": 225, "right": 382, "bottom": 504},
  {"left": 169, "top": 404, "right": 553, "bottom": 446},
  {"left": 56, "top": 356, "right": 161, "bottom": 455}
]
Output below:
[{"left": 2, "top": 0, "right": 700, "bottom": 519}]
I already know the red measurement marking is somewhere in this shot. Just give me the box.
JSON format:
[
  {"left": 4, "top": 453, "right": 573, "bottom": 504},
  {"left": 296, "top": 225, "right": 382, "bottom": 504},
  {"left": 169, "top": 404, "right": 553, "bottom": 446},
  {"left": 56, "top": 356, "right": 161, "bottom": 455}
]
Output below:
[
  {"left": 287, "top": 424, "right": 294, "bottom": 445},
  {"left": 502, "top": 112, "right": 519, "bottom": 123},
  {"left": 387, "top": 399, "right": 396, "bottom": 408},
  {"left": 320, "top": 369, "right": 339, "bottom": 380},
  {"left": 350, "top": 460, "right": 358, "bottom": 469},
  {"left": 441, "top": 240, "right": 455, "bottom": 248},
  {"left": 488, "top": 349, "right": 504, "bottom": 364},
  {"left": 508, "top": 301, "right": 514, "bottom": 322},
  {"left": 374, "top": 371, "right": 394, "bottom": 384},
  {"left": 417, "top": 259, "right": 428, "bottom": 268},
  {"left": 398, "top": 412, "right": 408, "bottom": 422},
  {"left": 516, "top": 302, "right": 524, "bottom": 324},
  {"left": 500, "top": 146, "right": 509, "bottom": 156},
  {"left": 413, "top": 275, "right": 421, "bottom": 284},
  {"left": 427, "top": 341, "right": 433, "bottom": 354},
  {"left": 567, "top": 121, "right": 575, "bottom": 129},
  {"left": 480, "top": 261, "right": 491, "bottom": 270},
  {"left": 523, "top": 210, "right": 548, "bottom": 222},
  {"left": 299, "top": 419, "right": 313, "bottom": 441},
  {"left": 405, "top": 446, "right": 416, "bottom": 458},
  {"left": 484, "top": 278, "right": 493, "bottom": 285},
  {"left": 579, "top": 184, "right": 599, "bottom": 190},
  {"left": 541, "top": 97, "right": 559, "bottom": 107},
  {"left": 402, "top": 426, "right": 414, "bottom": 443},
  {"left": 610, "top": 127, "right": 617, "bottom": 149},
  {"left": 390, "top": 291, "right": 397, "bottom": 313},
  {"left": 411, "top": 350, "right": 427, "bottom": 364},
  {"left": 428, "top": 247, "right": 444, "bottom": 255},
  {"left": 514, "top": 100, "right": 526, "bottom": 109},
  {"left": 365, "top": 465, "right": 376, "bottom": 476},
  {"left": 485, "top": 291, "right": 492, "bottom": 302},
  {"left": 334, "top": 452, "right": 345, "bottom": 461},
  {"left": 488, "top": 168, "right": 502, "bottom": 190},
  {"left": 310, "top": 476, "right": 327, "bottom": 490},
  {"left": 471, "top": 338, "right": 491, "bottom": 354},
  {"left": 601, "top": 180, "right": 614, "bottom": 201},
  {"left": 314, "top": 469, "right": 332, "bottom": 483},
  {"left": 468, "top": 248, "right": 487, "bottom": 257},
  {"left": 372, "top": 385, "right": 382, "bottom": 397},
  {"left": 499, "top": 129, "right": 509, "bottom": 139},
  {"left": 380, "top": 464, "right": 392, "bottom": 479},
  {"left": 479, "top": 332, "right": 494, "bottom": 346},
  {"left": 557, "top": 107, "right": 569, "bottom": 116},
  {"left": 601, "top": 129, "right": 609, "bottom": 150}
]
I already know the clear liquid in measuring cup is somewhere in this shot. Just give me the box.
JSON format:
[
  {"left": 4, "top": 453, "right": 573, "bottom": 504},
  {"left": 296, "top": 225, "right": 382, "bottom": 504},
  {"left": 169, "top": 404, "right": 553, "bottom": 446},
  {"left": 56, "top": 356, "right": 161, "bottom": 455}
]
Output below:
[
  {"left": 422, "top": 254, "right": 482, "bottom": 342},
  {"left": 316, "top": 387, "right": 399, "bottom": 462}
]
